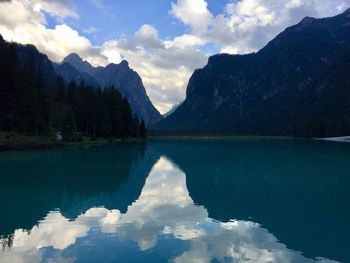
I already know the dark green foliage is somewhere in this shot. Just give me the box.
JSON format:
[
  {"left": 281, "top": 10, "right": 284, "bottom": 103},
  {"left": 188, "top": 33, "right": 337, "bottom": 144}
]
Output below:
[
  {"left": 0, "top": 38, "right": 146, "bottom": 140},
  {"left": 139, "top": 119, "right": 147, "bottom": 138},
  {"left": 0, "top": 43, "right": 17, "bottom": 132},
  {"left": 0, "top": 41, "right": 48, "bottom": 135},
  {"left": 62, "top": 107, "right": 77, "bottom": 141},
  {"left": 48, "top": 80, "right": 143, "bottom": 140},
  {"left": 121, "top": 98, "right": 134, "bottom": 138},
  {"left": 49, "top": 76, "right": 66, "bottom": 132}
]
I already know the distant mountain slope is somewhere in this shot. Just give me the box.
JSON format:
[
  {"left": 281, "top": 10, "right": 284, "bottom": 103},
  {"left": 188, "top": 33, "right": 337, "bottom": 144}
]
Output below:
[
  {"left": 163, "top": 102, "right": 182, "bottom": 118},
  {"left": 5, "top": 37, "right": 57, "bottom": 87},
  {"left": 61, "top": 53, "right": 95, "bottom": 74},
  {"left": 155, "top": 8, "right": 350, "bottom": 137},
  {"left": 53, "top": 62, "right": 99, "bottom": 87},
  {"left": 56, "top": 54, "right": 162, "bottom": 125},
  {"left": 0, "top": 35, "right": 56, "bottom": 133}
]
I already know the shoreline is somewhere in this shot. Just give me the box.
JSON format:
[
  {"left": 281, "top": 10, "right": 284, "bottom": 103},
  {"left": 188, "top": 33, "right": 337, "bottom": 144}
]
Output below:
[
  {"left": 0, "top": 134, "right": 61, "bottom": 151},
  {"left": 316, "top": 136, "right": 350, "bottom": 143},
  {"left": 149, "top": 135, "right": 297, "bottom": 141},
  {"left": 0, "top": 133, "right": 146, "bottom": 152},
  {"left": 2, "top": 133, "right": 350, "bottom": 152}
]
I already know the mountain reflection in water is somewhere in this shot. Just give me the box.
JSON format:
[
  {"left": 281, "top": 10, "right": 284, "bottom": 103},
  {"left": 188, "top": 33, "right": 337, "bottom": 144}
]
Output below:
[
  {"left": 0, "top": 140, "right": 349, "bottom": 263},
  {"left": 0, "top": 142, "right": 349, "bottom": 263}
]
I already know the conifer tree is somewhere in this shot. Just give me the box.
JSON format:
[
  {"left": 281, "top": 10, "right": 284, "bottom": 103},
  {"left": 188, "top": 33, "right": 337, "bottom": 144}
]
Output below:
[
  {"left": 139, "top": 119, "right": 147, "bottom": 139},
  {"left": 62, "top": 107, "right": 77, "bottom": 141}
]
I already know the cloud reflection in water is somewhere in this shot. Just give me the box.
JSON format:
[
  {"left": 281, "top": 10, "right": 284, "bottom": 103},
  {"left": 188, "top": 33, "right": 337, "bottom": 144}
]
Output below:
[{"left": 0, "top": 157, "right": 338, "bottom": 263}]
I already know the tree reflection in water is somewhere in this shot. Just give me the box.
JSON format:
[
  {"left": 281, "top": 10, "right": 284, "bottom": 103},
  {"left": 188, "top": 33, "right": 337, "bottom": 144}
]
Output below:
[{"left": 0, "top": 155, "right": 339, "bottom": 263}]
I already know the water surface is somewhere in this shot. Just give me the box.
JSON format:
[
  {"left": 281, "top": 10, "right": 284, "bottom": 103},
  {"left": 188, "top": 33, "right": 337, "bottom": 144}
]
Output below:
[{"left": 0, "top": 139, "right": 349, "bottom": 263}]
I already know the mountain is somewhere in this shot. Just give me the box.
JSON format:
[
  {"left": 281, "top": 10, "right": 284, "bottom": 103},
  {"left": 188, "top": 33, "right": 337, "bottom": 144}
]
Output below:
[
  {"left": 0, "top": 35, "right": 145, "bottom": 139},
  {"left": 163, "top": 102, "right": 182, "bottom": 118},
  {"left": 56, "top": 54, "right": 162, "bottom": 125},
  {"left": 53, "top": 62, "right": 99, "bottom": 86},
  {"left": 61, "top": 53, "right": 94, "bottom": 74},
  {"left": 0, "top": 35, "right": 57, "bottom": 133},
  {"left": 9, "top": 41, "right": 57, "bottom": 87},
  {"left": 155, "top": 8, "right": 350, "bottom": 137}
]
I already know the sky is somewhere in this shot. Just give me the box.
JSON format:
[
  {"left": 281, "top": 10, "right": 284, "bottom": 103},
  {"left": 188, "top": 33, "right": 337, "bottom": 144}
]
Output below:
[{"left": 0, "top": 0, "right": 350, "bottom": 114}]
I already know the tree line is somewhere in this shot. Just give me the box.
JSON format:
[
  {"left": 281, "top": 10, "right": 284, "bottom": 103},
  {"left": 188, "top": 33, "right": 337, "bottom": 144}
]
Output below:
[{"left": 0, "top": 41, "right": 147, "bottom": 141}]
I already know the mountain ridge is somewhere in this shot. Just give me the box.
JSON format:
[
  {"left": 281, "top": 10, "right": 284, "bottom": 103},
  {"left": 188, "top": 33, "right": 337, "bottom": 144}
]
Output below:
[
  {"left": 61, "top": 53, "right": 95, "bottom": 74},
  {"left": 55, "top": 54, "right": 162, "bottom": 125},
  {"left": 52, "top": 61, "right": 99, "bottom": 87},
  {"left": 155, "top": 8, "right": 350, "bottom": 137}
]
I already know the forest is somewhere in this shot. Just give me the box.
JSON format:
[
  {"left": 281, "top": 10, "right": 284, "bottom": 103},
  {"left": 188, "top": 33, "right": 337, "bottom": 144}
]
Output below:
[{"left": 0, "top": 40, "right": 147, "bottom": 143}]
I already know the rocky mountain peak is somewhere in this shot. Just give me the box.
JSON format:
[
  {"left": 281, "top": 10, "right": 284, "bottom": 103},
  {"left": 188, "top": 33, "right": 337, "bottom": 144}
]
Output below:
[
  {"left": 105, "top": 60, "right": 130, "bottom": 71},
  {"left": 299, "top": 16, "right": 316, "bottom": 25},
  {"left": 119, "top": 60, "right": 129, "bottom": 68},
  {"left": 343, "top": 7, "right": 350, "bottom": 15},
  {"left": 62, "top": 53, "right": 82, "bottom": 64},
  {"left": 62, "top": 53, "right": 93, "bottom": 74},
  {"left": 155, "top": 8, "right": 350, "bottom": 136},
  {"left": 57, "top": 54, "right": 162, "bottom": 125}
]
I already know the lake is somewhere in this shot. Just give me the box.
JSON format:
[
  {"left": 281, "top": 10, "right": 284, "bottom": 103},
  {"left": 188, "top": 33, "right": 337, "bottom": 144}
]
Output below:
[{"left": 0, "top": 139, "right": 349, "bottom": 263}]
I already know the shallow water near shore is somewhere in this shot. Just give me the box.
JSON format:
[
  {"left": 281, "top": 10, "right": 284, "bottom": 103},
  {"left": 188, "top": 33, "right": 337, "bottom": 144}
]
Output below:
[{"left": 0, "top": 139, "right": 349, "bottom": 263}]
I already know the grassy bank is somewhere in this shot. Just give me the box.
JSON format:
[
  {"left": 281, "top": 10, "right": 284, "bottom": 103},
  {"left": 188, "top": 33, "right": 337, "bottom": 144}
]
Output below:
[
  {"left": 65, "top": 137, "right": 145, "bottom": 148},
  {"left": 0, "top": 133, "right": 61, "bottom": 151}
]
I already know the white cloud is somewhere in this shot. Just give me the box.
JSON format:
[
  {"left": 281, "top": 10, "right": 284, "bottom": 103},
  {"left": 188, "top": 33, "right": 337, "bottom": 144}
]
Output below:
[
  {"left": 34, "top": 0, "right": 78, "bottom": 20},
  {"left": 171, "top": 0, "right": 213, "bottom": 33},
  {"left": 164, "top": 34, "right": 205, "bottom": 49},
  {"left": 134, "top": 24, "right": 164, "bottom": 49},
  {"left": 0, "top": 0, "right": 101, "bottom": 64},
  {"left": 171, "top": 0, "right": 350, "bottom": 54},
  {"left": 98, "top": 26, "right": 208, "bottom": 114}
]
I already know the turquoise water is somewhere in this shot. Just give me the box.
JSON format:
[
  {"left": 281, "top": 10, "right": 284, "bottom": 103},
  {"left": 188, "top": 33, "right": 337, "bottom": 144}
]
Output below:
[{"left": 0, "top": 139, "right": 349, "bottom": 263}]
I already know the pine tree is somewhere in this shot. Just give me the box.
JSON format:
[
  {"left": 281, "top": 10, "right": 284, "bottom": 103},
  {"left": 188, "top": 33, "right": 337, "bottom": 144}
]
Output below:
[
  {"left": 62, "top": 107, "right": 77, "bottom": 141},
  {"left": 0, "top": 43, "right": 17, "bottom": 131},
  {"left": 18, "top": 49, "right": 46, "bottom": 135},
  {"left": 108, "top": 86, "right": 122, "bottom": 138},
  {"left": 139, "top": 119, "right": 147, "bottom": 139},
  {"left": 121, "top": 98, "right": 133, "bottom": 138},
  {"left": 50, "top": 76, "right": 66, "bottom": 132},
  {"left": 67, "top": 80, "right": 78, "bottom": 105}
]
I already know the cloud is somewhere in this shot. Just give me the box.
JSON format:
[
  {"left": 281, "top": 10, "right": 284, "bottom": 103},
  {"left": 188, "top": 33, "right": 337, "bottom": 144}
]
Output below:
[
  {"left": 34, "top": 0, "right": 78, "bottom": 19},
  {"left": 171, "top": 0, "right": 213, "bottom": 33},
  {"left": 0, "top": 0, "right": 92, "bottom": 63},
  {"left": 134, "top": 24, "right": 164, "bottom": 49},
  {"left": 98, "top": 25, "right": 208, "bottom": 114},
  {"left": 83, "top": 26, "right": 99, "bottom": 34},
  {"left": 171, "top": 0, "right": 350, "bottom": 54},
  {"left": 89, "top": 0, "right": 104, "bottom": 9},
  {"left": 165, "top": 34, "right": 205, "bottom": 49}
]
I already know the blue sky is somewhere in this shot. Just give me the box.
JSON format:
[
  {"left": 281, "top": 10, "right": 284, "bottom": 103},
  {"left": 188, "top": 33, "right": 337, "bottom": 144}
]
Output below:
[
  {"left": 1, "top": 0, "right": 349, "bottom": 113},
  {"left": 53, "top": 0, "right": 231, "bottom": 50}
]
